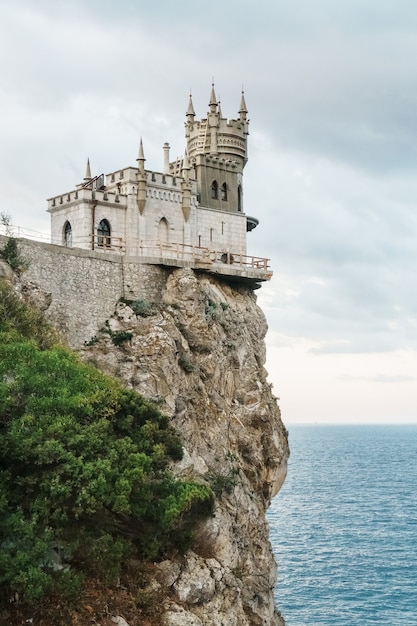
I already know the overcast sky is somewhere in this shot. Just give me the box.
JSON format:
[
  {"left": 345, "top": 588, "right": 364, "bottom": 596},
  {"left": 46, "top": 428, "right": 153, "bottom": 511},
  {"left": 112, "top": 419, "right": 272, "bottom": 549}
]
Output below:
[{"left": 1, "top": 0, "right": 417, "bottom": 424}]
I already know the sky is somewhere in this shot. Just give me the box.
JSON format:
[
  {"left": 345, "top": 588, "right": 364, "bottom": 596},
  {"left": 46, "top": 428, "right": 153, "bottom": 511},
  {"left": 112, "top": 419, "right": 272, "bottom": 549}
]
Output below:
[{"left": 1, "top": 0, "right": 417, "bottom": 424}]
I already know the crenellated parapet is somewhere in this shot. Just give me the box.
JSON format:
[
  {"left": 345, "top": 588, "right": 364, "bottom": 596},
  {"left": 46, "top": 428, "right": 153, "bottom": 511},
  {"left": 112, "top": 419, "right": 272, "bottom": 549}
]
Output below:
[
  {"left": 48, "top": 187, "right": 127, "bottom": 211},
  {"left": 185, "top": 85, "right": 249, "bottom": 167}
]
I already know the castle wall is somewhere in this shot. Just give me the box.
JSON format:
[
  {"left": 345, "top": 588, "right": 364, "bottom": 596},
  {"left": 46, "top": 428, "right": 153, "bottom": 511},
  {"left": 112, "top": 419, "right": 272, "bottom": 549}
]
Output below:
[
  {"left": 3, "top": 236, "right": 169, "bottom": 348},
  {"left": 194, "top": 205, "right": 247, "bottom": 255}
]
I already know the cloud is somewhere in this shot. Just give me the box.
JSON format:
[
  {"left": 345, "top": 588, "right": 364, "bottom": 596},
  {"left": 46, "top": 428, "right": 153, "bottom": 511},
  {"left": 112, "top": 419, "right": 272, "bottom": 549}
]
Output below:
[{"left": 2, "top": 0, "right": 417, "bottom": 420}]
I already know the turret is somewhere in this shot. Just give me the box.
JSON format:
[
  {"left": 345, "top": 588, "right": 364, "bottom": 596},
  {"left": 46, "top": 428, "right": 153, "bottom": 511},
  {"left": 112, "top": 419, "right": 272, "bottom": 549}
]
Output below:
[{"left": 185, "top": 84, "right": 250, "bottom": 215}]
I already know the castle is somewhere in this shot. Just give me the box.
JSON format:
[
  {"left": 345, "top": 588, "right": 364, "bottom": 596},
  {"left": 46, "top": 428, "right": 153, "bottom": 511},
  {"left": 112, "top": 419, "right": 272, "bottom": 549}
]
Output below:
[{"left": 47, "top": 85, "right": 271, "bottom": 285}]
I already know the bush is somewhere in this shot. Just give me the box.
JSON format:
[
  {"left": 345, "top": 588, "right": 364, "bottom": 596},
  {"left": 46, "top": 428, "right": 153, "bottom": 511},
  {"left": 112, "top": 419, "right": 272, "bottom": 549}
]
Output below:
[
  {"left": 0, "top": 284, "right": 213, "bottom": 607},
  {"left": 101, "top": 320, "right": 133, "bottom": 346},
  {"left": 0, "top": 281, "right": 56, "bottom": 349},
  {"left": 0, "top": 213, "right": 29, "bottom": 275},
  {"left": 120, "top": 298, "right": 154, "bottom": 317}
]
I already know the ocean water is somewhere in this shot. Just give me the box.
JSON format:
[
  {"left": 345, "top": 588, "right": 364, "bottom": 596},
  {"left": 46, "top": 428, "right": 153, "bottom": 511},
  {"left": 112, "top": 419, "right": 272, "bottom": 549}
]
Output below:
[{"left": 268, "top": 425, "right": 417, "bottom": 626}]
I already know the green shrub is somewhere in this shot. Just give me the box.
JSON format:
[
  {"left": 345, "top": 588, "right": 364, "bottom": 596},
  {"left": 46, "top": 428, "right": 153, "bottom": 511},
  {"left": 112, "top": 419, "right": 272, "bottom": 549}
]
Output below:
[
  {"left": 100, "top": 320, "right": 133, "bottom": 346},
  {"left": 120, "top": 298, "right": 154, "bottom": 317},
  {"left": 204, "top": 298, "right": 217, "bottom": 318},
  {"left": 0, "top": 214, "right": 29, "bottom": 275},
  {"left": 0, "top": 286, "right": 214, "bottom": 607},
  {"left": 208, "top": 468, "right": 240, "bottom": 496},
  {"left": 0, "top": 281, "right": 57, "bottom": 349},
  {"left": 111, "top": 330, "right": 133, "bottom": 346}
]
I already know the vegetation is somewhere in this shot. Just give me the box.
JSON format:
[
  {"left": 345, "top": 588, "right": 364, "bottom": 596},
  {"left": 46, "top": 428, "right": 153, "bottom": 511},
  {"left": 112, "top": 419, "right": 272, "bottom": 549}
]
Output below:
[
  {"left": 0, "top": 281, "right": 213, "bottom": 611},
  {"left": 204, "top": 298, "right": 218, "bottom": 320},
  {"left": 102, "top": 319, "right": 133, "bottom": 346},
  {"left": 120, "top": 298, "right": 155, "bottom": 317},
  {"left": 0, "top": 213, "right": 29, "bottom": 275}
]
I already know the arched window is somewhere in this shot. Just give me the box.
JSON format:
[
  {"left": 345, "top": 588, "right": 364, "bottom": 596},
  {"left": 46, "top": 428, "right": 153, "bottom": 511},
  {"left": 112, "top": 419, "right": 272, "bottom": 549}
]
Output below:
[
  {"left": 221, "top": 182, "right": 227, "bottom": 201},
  {"left": 211, "top": 180, "right": 218, "bottom": 200},
  {"left": 237, "top": 185, "right": 242, "bottom": 212},
  {"left": 97, "top": 219, "right": 111, "bottom": 248},
  {"left": 63, "top": 221, "right": 72, "bottom": 247},
  {"left": 158, "top": 217, "right": 169, "bottom": 243}
]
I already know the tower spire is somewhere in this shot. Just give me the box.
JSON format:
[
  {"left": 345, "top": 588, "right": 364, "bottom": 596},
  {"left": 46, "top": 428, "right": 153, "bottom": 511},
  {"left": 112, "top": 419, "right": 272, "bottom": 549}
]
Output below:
[
  {"left": 186, "top": 92, "right": 195, "bottom": 119},
  {"left": 137, "top": 137, "right": 145, "bottom": 162},
  {"left": 218, "top": 95, "right": 223, "bottom": 119},
  {"left": 209, "top": 81, "right": 217, "bottom": 113},
  {"left": 136, "top": 137, "right": 146, "bottom": 176},
  {"left": 239, "top": 89, "right": 248, "bottom": 121},
  {"left": 84, "top": 157, "right": 91, "bottom": 181}
]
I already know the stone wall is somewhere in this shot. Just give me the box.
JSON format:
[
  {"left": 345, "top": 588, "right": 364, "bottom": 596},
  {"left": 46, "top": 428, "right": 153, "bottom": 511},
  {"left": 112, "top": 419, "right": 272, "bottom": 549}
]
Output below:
[{"left": 1, "top": 236, "right": 169, "bottom": 348}]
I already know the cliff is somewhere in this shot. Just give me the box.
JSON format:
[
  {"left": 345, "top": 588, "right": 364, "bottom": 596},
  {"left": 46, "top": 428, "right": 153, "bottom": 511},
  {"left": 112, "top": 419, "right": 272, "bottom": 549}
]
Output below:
[
  {"left": 3, "top": 238, "right": 289, "bottom": 625},
  {"left": 79, "top": 268, "right": 288, "bottom": 626}
]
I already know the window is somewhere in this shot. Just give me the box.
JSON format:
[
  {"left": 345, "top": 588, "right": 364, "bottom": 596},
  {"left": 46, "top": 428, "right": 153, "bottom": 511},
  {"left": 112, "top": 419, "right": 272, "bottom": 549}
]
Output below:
[
  {"left": 97, "top": 219, "right": 111, "bottom": 248},
  {"left": 238, "top": 185, "right": 242, "bottom": 212},
  {"left": 63, "top": 221, "right": 72, "bottom": 247},
  {"left": 221, "top": 182, "right": 227, "bottom": 201},
  {"left": 158, "top": 217, "right": 169, "bottom": 243},
  {"left": 211, "top": 180, "right": 218, "bottom": 199}
]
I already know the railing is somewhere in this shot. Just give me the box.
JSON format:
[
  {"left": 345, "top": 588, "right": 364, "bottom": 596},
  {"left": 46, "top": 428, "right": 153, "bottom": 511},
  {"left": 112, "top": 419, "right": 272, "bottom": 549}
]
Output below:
[
  {"left": 90, "top": 235, "right": 125, "bottom": 251},
  {"left": 138, "top": 241, "right": 271, "bottom": 273},
  {"left": 0, "top": 225, "right": 271, "bottom": 277}
]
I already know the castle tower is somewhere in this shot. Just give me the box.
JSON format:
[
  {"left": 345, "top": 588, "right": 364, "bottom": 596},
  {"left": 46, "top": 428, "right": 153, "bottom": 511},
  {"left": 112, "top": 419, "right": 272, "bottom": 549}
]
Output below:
[{"left": 185, "top": 84, "right": 249, "bottom": 216}]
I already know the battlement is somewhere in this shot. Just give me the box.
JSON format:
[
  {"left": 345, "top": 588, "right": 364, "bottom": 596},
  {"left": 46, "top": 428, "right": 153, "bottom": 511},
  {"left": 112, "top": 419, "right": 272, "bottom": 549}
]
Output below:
[
  {"left": 48, "top": 188, "right": 127, "bottom": 210},
  {"left": 187, "top": 117, "right": 248, "bottom": 163}
]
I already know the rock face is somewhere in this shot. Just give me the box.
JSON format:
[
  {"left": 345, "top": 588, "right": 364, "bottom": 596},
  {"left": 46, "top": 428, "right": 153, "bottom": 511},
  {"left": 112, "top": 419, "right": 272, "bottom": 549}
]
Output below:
[{"left": 78, "top": 267, "right": 289, "bottom": 626}]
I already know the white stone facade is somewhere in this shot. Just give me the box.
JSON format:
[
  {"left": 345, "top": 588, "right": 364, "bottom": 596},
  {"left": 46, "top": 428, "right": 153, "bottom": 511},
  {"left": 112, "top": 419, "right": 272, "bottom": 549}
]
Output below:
[{"left": 48, "top": 86, "right": 271, "bottom": 284}]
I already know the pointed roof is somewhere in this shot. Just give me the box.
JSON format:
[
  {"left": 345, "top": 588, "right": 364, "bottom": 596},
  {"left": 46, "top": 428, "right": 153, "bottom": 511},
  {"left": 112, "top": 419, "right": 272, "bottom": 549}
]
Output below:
[
  {"left": 137, "top": 137, "right": 145, "bottom": 161},
  {"left": 209, "top": 82, "right": 217, "bottom": 108},
  {"left": 182, "top": 149, "right": 190, "bottom": 170},
  {"left": 186, "top": 93, "right": 195, "bottom": 117},
  {"left": 84, "top": 157, "right": 91, "bottom": 181},
  {"left": 218, "top": 96, "right": 223, "bottom": 118},
  {"left": 239, "top": 89, "right": 248, "bottom": 115}
]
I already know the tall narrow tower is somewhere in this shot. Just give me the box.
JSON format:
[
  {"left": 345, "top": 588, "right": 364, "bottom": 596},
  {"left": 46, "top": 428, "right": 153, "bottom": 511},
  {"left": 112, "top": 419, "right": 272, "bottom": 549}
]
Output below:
[{"left": 185, "top": 84, "right": 249, "bottom": 215}]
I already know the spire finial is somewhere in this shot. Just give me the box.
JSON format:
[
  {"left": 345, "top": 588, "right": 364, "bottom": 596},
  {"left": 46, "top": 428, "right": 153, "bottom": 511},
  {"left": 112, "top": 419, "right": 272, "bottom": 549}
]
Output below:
[
  {"left": 137, "top": 137, "right": 146, "bottom": 176},
  {"left": 218, "top": 95, "right": 223, "bottom": 118},
  {"left": 209, "top": 81, "right": 217, "bottom": 109},
  {"left": 137, "top": 137, "right": 145, "bottom": 161},
  {"left": 84, "top": 157, "right": 91, "bottom": 181},
  {"left": 239, "top": 88, "right": 248, "bottom": 120},
  {"left": 186, "top": 91, "right": 195, "bottom": 118},
  {"left": 182, "top": 148, "right": 190, "bottom": 171}
]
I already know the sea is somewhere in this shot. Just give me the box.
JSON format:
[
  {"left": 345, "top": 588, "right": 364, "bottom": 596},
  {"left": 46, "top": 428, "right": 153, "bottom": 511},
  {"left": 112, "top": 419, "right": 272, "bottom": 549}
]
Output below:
[{"left": 267, "top": 425, "right": 417, "bottom": 626}]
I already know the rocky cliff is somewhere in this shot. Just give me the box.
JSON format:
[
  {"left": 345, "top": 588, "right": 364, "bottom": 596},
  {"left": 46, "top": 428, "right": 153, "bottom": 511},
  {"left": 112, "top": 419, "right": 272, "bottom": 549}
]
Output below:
[
  {"left": 76, "top": 267, "right": 289, "bottom": 626},
  {"left": 5, "top": 243, "right": 289, "bottom": 625}
]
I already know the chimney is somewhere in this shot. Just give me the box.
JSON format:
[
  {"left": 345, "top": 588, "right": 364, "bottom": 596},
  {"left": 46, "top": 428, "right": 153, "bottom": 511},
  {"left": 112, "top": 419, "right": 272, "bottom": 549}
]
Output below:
[{"left": 163, "top": 142, "right": 170, "bottom": 174}]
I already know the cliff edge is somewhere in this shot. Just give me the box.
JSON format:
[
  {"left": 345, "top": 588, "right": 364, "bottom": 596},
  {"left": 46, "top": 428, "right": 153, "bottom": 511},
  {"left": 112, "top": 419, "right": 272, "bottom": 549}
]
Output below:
[{"left": 78, "top": 267, "right": 288, "bottom": 626}]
